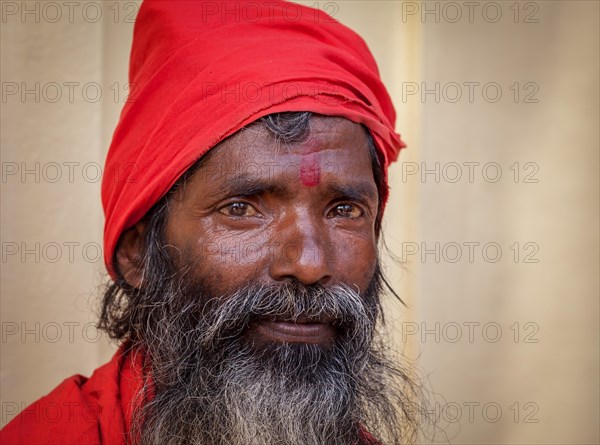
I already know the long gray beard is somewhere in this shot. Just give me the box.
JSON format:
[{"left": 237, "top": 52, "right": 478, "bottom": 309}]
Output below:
[{"left": 130, "top": 270, "right": 423, "bottom": 445}]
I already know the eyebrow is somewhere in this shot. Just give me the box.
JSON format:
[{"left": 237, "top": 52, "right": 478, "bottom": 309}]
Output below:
[
  {"left": 220, "top": 175, "right": 289, "bottom": 198},
  {"left": 324, "top": 182, "right": 378, "bottom": 205},
  {"left": 217, "top": 175, "right": 378, "bottom": 205}
]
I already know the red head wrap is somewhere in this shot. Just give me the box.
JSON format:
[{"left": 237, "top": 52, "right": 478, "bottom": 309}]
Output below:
[{"left": 102, "top": 0, "right": 405, "bottom": 278}]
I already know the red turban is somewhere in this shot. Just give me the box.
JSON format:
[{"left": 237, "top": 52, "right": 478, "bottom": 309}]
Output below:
[{"left": 102, "top": 0, "right": 406, "bottom": 278}]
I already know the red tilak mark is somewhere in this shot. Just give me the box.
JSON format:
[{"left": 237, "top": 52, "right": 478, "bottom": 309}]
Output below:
[{"left": 300, "top": 154, "right": 320, "bottom": 187}]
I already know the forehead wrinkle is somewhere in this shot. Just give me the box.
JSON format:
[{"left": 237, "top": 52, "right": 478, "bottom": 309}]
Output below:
[
  {"left": 215, "top": 124, "right": 276, "bottom": 160},
  {"left": 180, "top": 117, "right": 374, "bottom": 203},
  {"left": 294, "top": 121, "right": 368, "bottom": 156}
]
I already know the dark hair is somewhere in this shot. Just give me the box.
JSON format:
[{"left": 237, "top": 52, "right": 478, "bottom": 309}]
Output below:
[{"left": 99, "top": 112, "right": 392, "bottom": 341}]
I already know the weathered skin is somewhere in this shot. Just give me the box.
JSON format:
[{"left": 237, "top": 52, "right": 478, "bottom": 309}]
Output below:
[{"left": 118, "top": 116, "right": 379, "bottom": 345}]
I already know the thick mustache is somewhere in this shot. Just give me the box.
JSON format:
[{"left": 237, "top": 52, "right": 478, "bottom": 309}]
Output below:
[
  {"left": 256, "top": 314, "right": 336, "bottom": 324},
  {"left": 196, "top": 282, "right": 372, "bottom": 347}
]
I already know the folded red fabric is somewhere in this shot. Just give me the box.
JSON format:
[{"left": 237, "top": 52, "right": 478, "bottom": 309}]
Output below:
[
  {"left": 101, "top": 0, "right": 405, "bottom": 278},
  {"left": 0, "top": 344, "right": 139, "bottom": 445}
]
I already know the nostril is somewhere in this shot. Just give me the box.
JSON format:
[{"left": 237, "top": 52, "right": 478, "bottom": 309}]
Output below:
[
  {"left": 276, "top": 274, "right": 332, "bottom": 287},
  {"left": 318, "top": 275, "right": 333, "bottom": 286}
]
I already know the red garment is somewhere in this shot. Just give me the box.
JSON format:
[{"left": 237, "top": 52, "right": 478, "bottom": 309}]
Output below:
[
  {"left": 101, "top": 0, "right": 405, "bottom": 278},
  {"left": 1, "top": 347, "right": 381, "bottom": 445},
  {"left": 0, "top": 345, "right": 141, "bottom": 445}
]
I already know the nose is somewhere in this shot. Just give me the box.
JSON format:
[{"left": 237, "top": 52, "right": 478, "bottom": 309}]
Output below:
[{"left": 268, "top": 214, "right": 334, "bottom": 286}]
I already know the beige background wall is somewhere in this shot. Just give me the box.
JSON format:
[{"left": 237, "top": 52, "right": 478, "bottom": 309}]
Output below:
[{"left": 1, "top": 1, "right": 598, "bottom": 443}]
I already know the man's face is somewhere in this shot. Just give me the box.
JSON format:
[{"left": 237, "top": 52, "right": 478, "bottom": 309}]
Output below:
[
  {"left": 110, "top": 114, "right": 419, "bottom": 445},
  {"left": 164, "top": 115, "right": 379, "bottom": 346}
]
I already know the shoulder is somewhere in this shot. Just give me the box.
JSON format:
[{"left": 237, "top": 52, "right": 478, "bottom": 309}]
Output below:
[
  {"left": 1, "top": 347, "right": 129, "bottom": 445},
  {"left": 0, "top": 374, "right": 100, "bottom": 445}
]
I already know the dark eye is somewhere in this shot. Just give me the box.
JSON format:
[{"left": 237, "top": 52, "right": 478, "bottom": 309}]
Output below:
[
  {"left": 329, "top": 203, "right": 363, "bottom": 219},
  {"left": 219, "top": 202, "right": 259, "bottom": 217}
]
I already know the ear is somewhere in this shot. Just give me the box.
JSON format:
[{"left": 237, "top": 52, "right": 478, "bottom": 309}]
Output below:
[{"left": 115, "top": 222, "right": 147, "bottom": 289}]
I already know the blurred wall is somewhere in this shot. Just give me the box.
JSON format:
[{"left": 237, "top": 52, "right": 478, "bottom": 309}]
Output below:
[
  {"left": 1, "top": 0, "right": 133, "bottom": 428},
  {"left": 411, "top": 2, "right": 599, "bottom": 443},
  {"left": 1, "top": 1, "right": 598, "bottom": 443}
]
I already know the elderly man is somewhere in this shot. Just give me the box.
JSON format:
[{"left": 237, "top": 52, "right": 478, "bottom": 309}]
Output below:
[{"left": 2, "top": 1, "right": 424, "bottom": 444}]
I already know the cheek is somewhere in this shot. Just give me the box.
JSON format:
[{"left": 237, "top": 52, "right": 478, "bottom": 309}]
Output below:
[
  {"left": 180, "top": 228, "right": 273, "bottom": 294},
  {"left": 330, "top": 235, "right": 378, "bottom": 289}
]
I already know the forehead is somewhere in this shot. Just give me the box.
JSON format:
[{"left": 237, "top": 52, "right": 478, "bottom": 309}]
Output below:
[{"left": 190, "top": 116, "right": 375, "bottom": 187}]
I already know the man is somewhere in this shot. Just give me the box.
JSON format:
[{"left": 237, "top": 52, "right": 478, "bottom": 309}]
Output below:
[{"left": 2, "top": 1, "right": 425, "bottom": 444}]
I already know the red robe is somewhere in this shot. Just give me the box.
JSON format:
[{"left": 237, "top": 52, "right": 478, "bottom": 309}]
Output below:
[
  {"left": 1, "top": 345, "right": 140, "bottom": 445},
  {"left": 1, "top": 346, "right": 381, "bottom": 444}
]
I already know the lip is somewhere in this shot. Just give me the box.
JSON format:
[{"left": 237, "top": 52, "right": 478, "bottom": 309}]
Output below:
[{"left": 253, "top": 320, "right": 335, "bottom": 344}]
